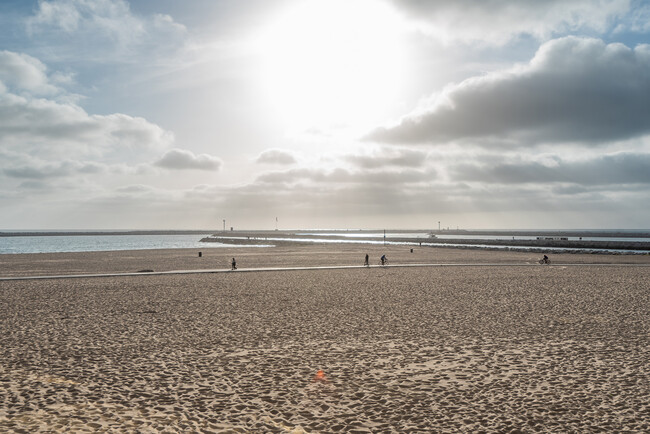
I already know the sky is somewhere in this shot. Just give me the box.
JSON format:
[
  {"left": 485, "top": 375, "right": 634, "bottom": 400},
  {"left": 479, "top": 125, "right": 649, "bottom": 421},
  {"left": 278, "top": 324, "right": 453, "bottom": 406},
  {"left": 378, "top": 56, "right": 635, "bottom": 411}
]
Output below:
[{"left": 1, "top": 0, "right": 650, "bottom": 230}]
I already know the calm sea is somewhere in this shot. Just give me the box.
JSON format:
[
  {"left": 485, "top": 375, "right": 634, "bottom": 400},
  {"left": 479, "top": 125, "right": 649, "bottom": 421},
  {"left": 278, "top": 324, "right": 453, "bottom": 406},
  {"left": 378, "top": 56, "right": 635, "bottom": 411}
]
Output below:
[
  {"left": 0, "top": 233, "right": 261, "bottom": 255},
  {"left": 2, "top": 230, "right": 649, "bottom": 255}
]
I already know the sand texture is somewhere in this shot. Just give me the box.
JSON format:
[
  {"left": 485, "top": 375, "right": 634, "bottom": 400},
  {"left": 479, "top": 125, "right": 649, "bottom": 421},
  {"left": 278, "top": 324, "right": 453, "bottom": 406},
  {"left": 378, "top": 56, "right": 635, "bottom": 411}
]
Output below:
[
  {"left": 1, "top": 247, "right": 649, "bottom": 432},
  {"left": 2, "top": 244, "right": 649, "bottom": 278}
]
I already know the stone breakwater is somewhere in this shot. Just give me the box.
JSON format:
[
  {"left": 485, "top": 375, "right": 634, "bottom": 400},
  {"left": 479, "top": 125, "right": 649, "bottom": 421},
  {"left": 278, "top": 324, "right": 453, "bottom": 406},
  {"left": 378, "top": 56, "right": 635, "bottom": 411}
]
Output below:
[
  {"left": 421, "top": 238, "right": 650, "bottom": 251},
  {"left": 201, "top": 233, "right": 650, "bottom": 253}
]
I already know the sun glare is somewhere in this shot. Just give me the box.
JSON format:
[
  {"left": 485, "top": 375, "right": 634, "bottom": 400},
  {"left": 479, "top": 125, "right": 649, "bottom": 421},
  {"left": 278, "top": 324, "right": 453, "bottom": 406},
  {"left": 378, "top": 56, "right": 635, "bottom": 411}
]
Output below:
[{"left": 256, "top": 0, "right": 408, "bottom": 133}]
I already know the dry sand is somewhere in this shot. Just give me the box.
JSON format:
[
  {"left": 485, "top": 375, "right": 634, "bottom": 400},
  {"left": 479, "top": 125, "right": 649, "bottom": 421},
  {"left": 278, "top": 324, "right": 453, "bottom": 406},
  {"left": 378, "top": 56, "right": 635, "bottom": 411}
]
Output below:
[
  {"left": 2, "top": 243, "right": 649, "bottom": 278},
  {"left": 0, "top": 246, "right": 649, "bottom": 432}
]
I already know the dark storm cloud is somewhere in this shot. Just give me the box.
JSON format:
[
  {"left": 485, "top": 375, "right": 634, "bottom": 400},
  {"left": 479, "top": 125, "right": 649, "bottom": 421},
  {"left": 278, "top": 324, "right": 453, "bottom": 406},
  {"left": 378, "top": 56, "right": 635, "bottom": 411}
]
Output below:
[{"left": 368, "top": 37, "right": 650, "bottom": 147}]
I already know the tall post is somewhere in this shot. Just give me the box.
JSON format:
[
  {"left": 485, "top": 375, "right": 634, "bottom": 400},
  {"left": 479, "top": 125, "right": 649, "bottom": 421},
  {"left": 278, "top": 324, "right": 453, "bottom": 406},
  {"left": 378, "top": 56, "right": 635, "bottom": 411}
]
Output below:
[
  {"left": 384, "top": 229, "right": 386, "bottom": 245},
  {"left": 438, "top": 221, "right": 440, "bottom": 231},
  {"left": 223, "top": 219, "right": 226, "bottom": 232}
]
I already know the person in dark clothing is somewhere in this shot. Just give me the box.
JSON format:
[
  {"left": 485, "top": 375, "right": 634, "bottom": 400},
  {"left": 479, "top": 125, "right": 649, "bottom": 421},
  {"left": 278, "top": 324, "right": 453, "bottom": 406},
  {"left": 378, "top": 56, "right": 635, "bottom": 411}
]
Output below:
[
  {"left": 231, "top": 257, "right": 237, "bottom": 270},
  {"left": 364, "top": 254, "right": 369, "bottom": 266}
]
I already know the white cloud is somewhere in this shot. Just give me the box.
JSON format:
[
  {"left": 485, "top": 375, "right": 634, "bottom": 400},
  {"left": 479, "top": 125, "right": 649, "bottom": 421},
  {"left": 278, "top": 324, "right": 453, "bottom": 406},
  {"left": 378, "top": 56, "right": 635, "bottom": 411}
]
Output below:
[
  {"left": 0, "top": 50, "right": 60, "bottom": 95},
  {"left": 368, "top": 37, "right": 650, "bottom": 147},
  {"left": 615, "top": 3, "right": 650, "bottom": 33},
  {"left": 25, "top": 0, "right": 187, "bottom": 62},
  {"left": 256, "top": 148, "right": 297, "bottom": 165},
  {"left": 115, "top": 184, "right": 157, "bottom": 194},
  {"left": 345, "top": 148, "right": 427, "bottom": 169},
  {"left": 154, "top": 148, "right": 223, "bottom": 171},
  {"left": 0, "top": 48, "right": 182, "bottom": 207},
  {"left": 3, "top": 159, "right": 106, "bottom": 179},
  {"left": 0, "top": 92, "right": 173, "bottom": 158},
  {"left": 254, "top": 166, "right": 434, "bottom": 186},
  {"left": 27, "top": 0, "right": 82, "bottom": 33},
  {"left": 391, "top": 0, "right": 630, "bottom": 45},
  {"left": 0, "top": 50, "right": 173, "bottom": 159}
]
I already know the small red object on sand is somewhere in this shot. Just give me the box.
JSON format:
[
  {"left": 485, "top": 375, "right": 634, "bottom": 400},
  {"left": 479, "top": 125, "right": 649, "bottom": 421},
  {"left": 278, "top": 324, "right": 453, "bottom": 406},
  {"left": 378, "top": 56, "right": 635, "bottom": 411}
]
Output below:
[{"left": 314, "top": 370, "right": 326, "bottom": 381}]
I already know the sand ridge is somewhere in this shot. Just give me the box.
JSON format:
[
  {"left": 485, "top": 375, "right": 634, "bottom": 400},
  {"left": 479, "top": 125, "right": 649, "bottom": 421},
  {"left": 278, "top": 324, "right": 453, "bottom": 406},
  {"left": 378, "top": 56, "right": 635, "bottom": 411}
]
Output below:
[{"left": 0, "top": 248, "right": 649, "bottom": 432}]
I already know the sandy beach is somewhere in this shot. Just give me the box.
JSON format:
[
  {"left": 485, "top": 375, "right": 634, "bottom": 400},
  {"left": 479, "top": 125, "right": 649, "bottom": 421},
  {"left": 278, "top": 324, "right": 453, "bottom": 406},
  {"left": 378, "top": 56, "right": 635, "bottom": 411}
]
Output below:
[{"left": 1, "top": 246, "right": 649, "bottom": 432}]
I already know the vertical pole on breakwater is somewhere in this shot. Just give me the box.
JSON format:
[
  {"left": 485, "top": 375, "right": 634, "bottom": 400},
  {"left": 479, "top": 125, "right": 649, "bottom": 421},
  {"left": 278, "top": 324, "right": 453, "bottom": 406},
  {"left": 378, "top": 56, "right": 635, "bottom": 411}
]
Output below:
[{"left": 384, "top": 229, "right": 386, "bottom": 245}]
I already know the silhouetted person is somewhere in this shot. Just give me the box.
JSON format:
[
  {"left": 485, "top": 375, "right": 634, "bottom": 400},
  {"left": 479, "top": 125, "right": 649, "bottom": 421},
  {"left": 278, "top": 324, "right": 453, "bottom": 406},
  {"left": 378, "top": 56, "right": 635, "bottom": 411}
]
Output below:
[
  {"left": 381, "top": 254, "right": 386, "bottom": 266},
  {"left": 364, "top": 254, "right": 369, "bottom": 266},
  {"left": 231, "top": 257, "right": 237, "bottom": 270}
]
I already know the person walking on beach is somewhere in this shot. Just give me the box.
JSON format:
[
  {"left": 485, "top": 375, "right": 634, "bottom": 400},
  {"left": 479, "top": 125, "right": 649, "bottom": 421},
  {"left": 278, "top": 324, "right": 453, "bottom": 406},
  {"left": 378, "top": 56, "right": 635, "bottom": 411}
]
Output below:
[
  {"left": 231, "top": 257, "right": 237, "bottom": 270},
  {"left": 364, "top": 253, "right": 369, "bottom": 267},
  {"left": 380, "top": 254, "right": 387, "bottom": 266}
]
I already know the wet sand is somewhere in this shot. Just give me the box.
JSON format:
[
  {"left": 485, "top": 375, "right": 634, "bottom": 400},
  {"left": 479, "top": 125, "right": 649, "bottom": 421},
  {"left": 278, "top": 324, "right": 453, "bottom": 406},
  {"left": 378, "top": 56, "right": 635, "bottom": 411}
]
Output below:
[{"left": 1, "top": 247, "right": 649, "bottom": 432}]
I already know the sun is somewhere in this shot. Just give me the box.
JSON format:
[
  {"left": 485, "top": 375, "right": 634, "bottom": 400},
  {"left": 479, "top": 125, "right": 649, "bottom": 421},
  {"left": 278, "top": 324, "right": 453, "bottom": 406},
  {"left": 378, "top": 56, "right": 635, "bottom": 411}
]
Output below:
[{"left": 255, "top": 0, "right": 408, "bottom": 133}]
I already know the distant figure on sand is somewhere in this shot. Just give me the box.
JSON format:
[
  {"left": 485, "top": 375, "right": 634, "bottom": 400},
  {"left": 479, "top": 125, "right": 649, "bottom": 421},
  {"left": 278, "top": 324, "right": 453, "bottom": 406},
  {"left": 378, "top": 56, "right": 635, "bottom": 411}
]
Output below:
[
  {"left": 231, "top": 257, "right": 237, "bottom": 270},
  {"left": 381, "top": 254, "right": 387, "bottom": 266},
  {"left": 540, "top": 255, "right": 550, "bottom": 264},
  {"left": 364, "top": 254, "right": 369, "bottom": 266}
]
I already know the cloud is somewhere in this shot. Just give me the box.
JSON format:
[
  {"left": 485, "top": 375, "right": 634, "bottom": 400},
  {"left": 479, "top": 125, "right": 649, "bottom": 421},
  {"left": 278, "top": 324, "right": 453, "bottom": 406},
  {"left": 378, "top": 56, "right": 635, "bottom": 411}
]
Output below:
[
  {"left": 0, "top": 51, "right": 174, "bottom": 158},
  {"left": 451, "top": 152, "right": 650, "bottom": 185},
  {"left": 254, "top": 166, "right": 434, "bottom": 186},
  {"left": 256, "top": 149, "right": 297, "bottom": 165},
  {"left": 154, "top": 148, "right": 223, "bottom": 171},
  {"left": 115, "top": 184, "right": 157, "bottom": 194},
  {"left": 345, "top": 148, "right": 428, "bottom": 169},
  {"left": 0, "top": 92, "right": 173, "bottom": 157},
  {"left": 0, "top": 50, "right": 60, "bottom": 95},
  {"left": 391, "top": 0, "right": 630, "bottom": 45},
  {"left": 4, "top": 160, "right": 106, "bottom": 179},
  {"left": 620, "top": 3, "right": 650, "bottom": 33},
  {"left": 25, "top": 0, "right": 187, "bottom": 61},
  {"left": 367, "top": 37, "right": 650, "bottom": 147}
]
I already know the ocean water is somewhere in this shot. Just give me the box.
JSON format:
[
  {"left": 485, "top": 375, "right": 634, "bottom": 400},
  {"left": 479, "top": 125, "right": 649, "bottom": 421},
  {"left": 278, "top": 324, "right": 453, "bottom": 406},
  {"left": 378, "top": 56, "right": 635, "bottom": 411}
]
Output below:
[
  {"left": 2, "top": 230, "right": 649, "bottom": 255},
  {"left": 0, "top": 233, "right": 266, "bottom": 255}
]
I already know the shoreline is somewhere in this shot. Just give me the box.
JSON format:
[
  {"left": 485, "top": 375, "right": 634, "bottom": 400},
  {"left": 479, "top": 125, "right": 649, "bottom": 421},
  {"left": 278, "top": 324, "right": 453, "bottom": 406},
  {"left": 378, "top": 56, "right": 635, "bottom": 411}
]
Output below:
[{"left": 3, "top": 228, "right": 650, "bottom": 238}]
